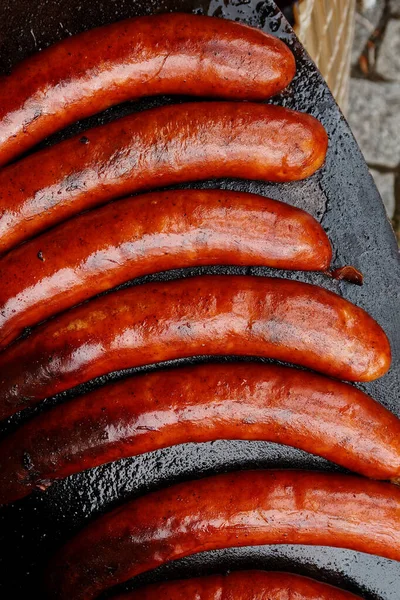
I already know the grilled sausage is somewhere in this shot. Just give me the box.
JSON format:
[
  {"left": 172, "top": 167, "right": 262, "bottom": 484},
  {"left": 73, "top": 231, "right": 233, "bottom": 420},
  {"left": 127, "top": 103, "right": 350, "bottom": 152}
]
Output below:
[
  {"left": 0, "top": 13, "right": 296, "bottom": 167},
  {"left": 1, "top": 363, "right": 399, "bottom": 505},
  {"left": 0, "top": 102, "right": 328, "bottom": 255},
  {"left": 0, "top": 189, "right": 332, "bottom": 350},
  {"left": 113, "top": 571, "right": 363, "bottom": 599},
  {"left": 47, "top": 470, "right": 400, "bottom": 600},
  {"left": 0, "top": 276, "right": 391, "bottom": 421}
]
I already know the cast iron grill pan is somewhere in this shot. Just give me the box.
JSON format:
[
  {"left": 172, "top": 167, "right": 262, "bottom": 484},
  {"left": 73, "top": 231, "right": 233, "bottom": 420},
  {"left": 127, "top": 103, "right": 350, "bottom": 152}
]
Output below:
[{"left": 0, "top": 1, "right": 399, "bottom": 599}]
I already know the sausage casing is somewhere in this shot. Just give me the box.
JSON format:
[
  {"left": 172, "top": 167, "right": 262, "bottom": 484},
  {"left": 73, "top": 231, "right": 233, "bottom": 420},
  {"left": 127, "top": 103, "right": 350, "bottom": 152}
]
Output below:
[
  {"left": 0, "top": 102, "right": 328, "bottom": 254},
  {"left": 0, "top": 13, "right": 295, "bottom": 167},
  {"left": 0, "top": 276, "right": 391, "bottom": 421},
  {"left": 113, "top": 571, "right": 362, "bottom": 599},
  {"left": 47, "top": 470, "right": 400, "bottom": 600},
  {"left": 1, "top": 363, "right": 399, "bottom": 505},
  {"left": 0, "top": 189, "right": 332, "bottom": 349}
]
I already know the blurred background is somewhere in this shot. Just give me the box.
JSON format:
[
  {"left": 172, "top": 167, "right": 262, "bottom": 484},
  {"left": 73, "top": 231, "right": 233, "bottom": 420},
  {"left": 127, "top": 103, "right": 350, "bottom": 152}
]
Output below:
[{"left": 277, "top": 0, "right": 400, "bottom": 242}]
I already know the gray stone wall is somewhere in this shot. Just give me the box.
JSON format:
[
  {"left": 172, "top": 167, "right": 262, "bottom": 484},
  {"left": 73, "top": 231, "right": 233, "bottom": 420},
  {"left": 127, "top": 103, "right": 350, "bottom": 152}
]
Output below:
[{"left": 348, "top": 0, "right": 400, "bottom": 242}]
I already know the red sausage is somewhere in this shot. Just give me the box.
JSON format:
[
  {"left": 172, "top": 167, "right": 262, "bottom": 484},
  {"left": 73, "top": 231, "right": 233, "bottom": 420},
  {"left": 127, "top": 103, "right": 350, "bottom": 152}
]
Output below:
[
  {"left": 113, "top": 571, "right": 363, "bottom": 599},
  {"left": 0, "top": 13, "right": 295, "bottom": 167},
  {"left": 1, "top": 363, "right": 400, "bottom": 505},
  {"left": 47, "top": 470, "right": 400, "bottom": 600},
  {"left": 0, "top": 276, "right": 390, "bottom": 420},
  {"left": 0, "top": 102, "right": 328, "bottom": 255},
  {"left": 0, "top": 189, "right": 332, "bottom": 350}
]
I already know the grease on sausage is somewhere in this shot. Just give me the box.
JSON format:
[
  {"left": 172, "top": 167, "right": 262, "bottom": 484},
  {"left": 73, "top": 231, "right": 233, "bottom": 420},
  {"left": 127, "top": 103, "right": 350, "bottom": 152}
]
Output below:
[
  {"left": 0, "top": 13, "right": 295, "bottom": 167},
  {"left": 47, "top": 470, "right": 400, "bottom": 600},
  {"left": 0, "top": 102, "right": 328, "bottom": 254},
  {"left": 1, "top": 363, "right": 400, "bottom": 505},
  {"left": 0, "top": 276, "right": 391, "bottom": 420},
  {"left": 0, "top": 189, "right": 332, "bottom": 349},
  {"left": 113, "top": 571, "right": 363, "bottom": 599}
]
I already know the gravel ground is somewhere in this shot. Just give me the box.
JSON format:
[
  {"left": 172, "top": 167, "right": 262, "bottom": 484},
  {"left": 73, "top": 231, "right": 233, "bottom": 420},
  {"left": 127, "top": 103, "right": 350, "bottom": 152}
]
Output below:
[{"left": 348, "top": 0, "right": 400, "bottom": 242}]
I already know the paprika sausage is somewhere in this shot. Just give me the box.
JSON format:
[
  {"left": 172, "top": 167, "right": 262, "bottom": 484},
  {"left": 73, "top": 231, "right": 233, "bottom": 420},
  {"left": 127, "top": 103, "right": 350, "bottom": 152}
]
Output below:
[
  {"left": 1, "top": 363, "right": 400, "bottom": 505},
  {"left": 0, "top": 13, "right": 296, "bottom": 167},
  {"left": 0, "top": 189, "right": 332, "bottom": 350},
  {"left": 0, "top": 276, "right": 391, "bottom": 420},
  {"left": 113, "top": 571, "right": 363, "bottom": 599},
  {"left": 0, "top": 102, "right": 328, "bottom": 255},
  {"left": 47, "top": 470, "right": 400, "bottom": 600}
]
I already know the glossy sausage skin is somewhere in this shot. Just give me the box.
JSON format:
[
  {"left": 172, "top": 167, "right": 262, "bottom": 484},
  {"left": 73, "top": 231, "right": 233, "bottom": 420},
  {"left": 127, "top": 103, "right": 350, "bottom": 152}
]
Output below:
[
  {"left": 0, "top": 189, "right": 332, "bottom": 350},
  {"left": 0, "top": 276, "right": 391, "bottom": 420},
  {"left": 1, "top": 363, "right": 400, "bottom": 505},
  {"left": 114, "top": 571, "right": 363, "bottom": 599},
  {"left": 47, "top": 470, "right": 400, "bottom": 600},
  {"left": 0, "top": 13, "right": 296, "bottom": 167},
  {"left": 0, "top": 102, "right": 328, "bottom": 255}
]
